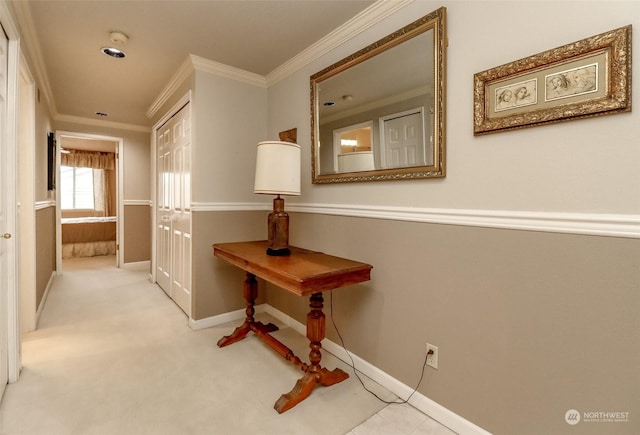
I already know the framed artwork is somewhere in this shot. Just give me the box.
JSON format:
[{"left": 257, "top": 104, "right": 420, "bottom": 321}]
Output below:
[
  {"left": 473, "top": 25, "right": 631, "bottom": 135},
  {"left": 47, "top": 131, "right": 56, "bottom": 191}
]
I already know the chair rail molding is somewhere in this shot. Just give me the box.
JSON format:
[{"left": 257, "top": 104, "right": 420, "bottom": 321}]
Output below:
[
  {"left": 289, "top": 203, "right": 640, "bottom": 239},
  {"left": 190, "top": 201, "right": 639, "bottom": 239},
  {"left": 191, "top": 202, "right": 269, "bottom": 212},
  {"left": 123, "top": 200, "right": 152, "bottom": 206},
  {"left": 34, "top": 200, "right": 56, "bottom": 210}
]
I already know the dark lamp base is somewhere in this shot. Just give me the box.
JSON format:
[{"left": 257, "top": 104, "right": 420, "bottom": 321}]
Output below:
[
  {"left": 266, "top": 196, "right": 291, "bottom": 257},
  {"left": 267, "top": 247, "right": 291, "bottom": 256}
]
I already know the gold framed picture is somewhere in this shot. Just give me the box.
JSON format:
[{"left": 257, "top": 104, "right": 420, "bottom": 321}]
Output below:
[{"left": 473, "top": 25, "right": 631, "bottom": 135}]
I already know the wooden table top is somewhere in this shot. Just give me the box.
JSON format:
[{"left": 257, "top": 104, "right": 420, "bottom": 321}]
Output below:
[{"left": 213, "top": 241, "right": 372, "bottom": 296}]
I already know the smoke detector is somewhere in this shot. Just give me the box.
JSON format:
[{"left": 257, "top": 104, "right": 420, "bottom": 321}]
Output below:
[{"left": 109, "top": 31, "right": 129, "bottom": 45}]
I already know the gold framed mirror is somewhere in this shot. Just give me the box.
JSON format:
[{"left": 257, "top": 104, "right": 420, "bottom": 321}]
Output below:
[{"left": 311, "top": 7, "right": 447, "bottom": 184}]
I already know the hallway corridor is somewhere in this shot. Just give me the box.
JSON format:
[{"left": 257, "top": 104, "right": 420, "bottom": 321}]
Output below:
[{"left": 0, "top": 256, "right": 453, "bottom": 435}]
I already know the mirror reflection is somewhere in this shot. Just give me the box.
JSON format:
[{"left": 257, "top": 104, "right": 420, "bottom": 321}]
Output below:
[{"left": 311, "top": 7, "right": 446, "bottom": 183}]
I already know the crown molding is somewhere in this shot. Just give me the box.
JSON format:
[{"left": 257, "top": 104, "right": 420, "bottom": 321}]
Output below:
[
  {"left": 0, "top": 1, "right": 18, "bottom": 38},
  {"left": 11, "top": 0, "right": 415, "bottom": 127},
  {"left": 55, "top": 113, "right": 150, "bottom": 133},
  {"left": 266, "top": 0, "right": 414, "bottom": 86},
  {"left": 8, "top": 0, "right": 56, "bottom": 114},
  {"left": 148, "top": 0, "right": 413, "bottom": 118},
  {"left": 10, "top": 2, "right": 150, "bottom": 133},
  {"left": 190, "top": 54, "right": 267, "bottom": 88},
  {"left": 146, "top": 54, "right": 268, "bottom": 120},
  {"left": 146, "top": 55, "right": 194, "bottom": 119}
]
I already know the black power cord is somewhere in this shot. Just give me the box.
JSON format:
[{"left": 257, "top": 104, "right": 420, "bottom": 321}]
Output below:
[{"left": 329, "top": 292, "right": 431, "bottom": 405}]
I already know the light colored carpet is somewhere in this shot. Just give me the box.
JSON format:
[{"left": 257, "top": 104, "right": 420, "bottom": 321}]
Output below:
[{"left": 0, "top": 256, "right": 452, "bottom": 435}]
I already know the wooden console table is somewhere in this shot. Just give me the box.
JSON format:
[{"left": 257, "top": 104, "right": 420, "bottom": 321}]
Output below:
[{"left": 213, "top": 240, "right": 372, "bottom": 413}]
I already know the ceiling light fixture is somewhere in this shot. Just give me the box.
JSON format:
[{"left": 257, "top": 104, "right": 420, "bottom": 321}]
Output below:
[
  {"left": 101, "top": 46, "right": 126, "bottom": 58},
  {"left": 101, "top": 30, "right": 129, "bottom": 59}
]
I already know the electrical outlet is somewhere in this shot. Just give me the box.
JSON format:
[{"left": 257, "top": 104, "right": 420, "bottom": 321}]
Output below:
[{"left": 426, "top": 343, "right": 438, "bottom": 369}]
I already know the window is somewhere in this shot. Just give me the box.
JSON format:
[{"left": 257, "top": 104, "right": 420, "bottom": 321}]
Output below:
[{"left": 60, "top": 166, "right": 94, "bottom": 210}]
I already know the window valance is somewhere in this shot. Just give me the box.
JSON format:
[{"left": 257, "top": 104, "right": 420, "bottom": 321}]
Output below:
[{"left": 61, "top": 150, "right": 115, "bottom": 170}]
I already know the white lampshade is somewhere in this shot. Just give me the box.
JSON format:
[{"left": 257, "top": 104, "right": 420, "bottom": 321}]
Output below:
[{"left": 254, "top": 141, "right": 301, "bottom": 196}]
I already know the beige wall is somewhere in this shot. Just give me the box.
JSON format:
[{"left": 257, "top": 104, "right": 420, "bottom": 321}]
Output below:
[
  {"left": 123, "top": 205, "right": 151, "bottom": 263},
  {"left": 31, "top": 60, "right": 56, "bottom": 318},
  {"left": 192, "top": 210, "right": 267, "bottom": 320},
  {"left": 264, "top": 213, "right": 638, "bottom": 434},
  {"left": 262, "top": 1, "right": 640, "bottom": 434},
  {"left": 35, "top": 206, "right": 56, "bottom": 309}
]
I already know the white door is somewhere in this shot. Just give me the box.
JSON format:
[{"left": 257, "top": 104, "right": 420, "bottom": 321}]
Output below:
[
  {"left": 380, "top": 109, "right": 427, "bottom": 168},
  {"left": 156, "top": 103, "right": 192, "bottom": 316},
  {"left": 0, "top": 24, "right": 11, "bottom": 399}
]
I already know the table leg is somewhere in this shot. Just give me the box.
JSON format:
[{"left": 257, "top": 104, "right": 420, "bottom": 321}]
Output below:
[
  {"left": 274, "top": 292, "right": 349, "bottom": 413},
  {"left": 217, "top": 272, "right": 278, "bottom": 347}
]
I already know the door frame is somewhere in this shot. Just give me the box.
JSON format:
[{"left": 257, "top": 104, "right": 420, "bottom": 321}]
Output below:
[
  {"left": 150, "top": 90, "right": 191, "bottom": 284},
  {"left": 55, "top": 131, "right": 124, "bottom": 273},
  {"left": 18, "top": 52, "right": 36, "bottom": 334},
  {"left": 1, "top": 1, "right": 22, "bottom": 385}
]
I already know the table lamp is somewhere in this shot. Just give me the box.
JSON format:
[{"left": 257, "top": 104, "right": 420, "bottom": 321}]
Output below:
[{"left": 254, "top": 140, "right": 301, "bottom": 256}]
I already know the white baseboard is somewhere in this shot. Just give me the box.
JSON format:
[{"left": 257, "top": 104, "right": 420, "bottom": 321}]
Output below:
[
  {"left": 35, "top": 271, "right": 56, "bottom": 328},
  {"left": 188, "top": 304, "right": 268, "bottom": 330},
  {"left": 121, "top": 260, "right": 150, "bottom": 270},
  {"left": 194, "top": 303, "right": 490, "bottom": 435}
]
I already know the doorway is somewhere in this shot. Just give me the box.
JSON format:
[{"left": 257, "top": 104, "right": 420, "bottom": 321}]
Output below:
[{"left": 55, "top": 132, "right": 124, "bottom": 274}]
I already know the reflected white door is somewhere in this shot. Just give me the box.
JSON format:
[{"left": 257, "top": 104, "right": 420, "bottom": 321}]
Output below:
[
  {"left": 156, "top": 103, "right": 192, "bottom": 316},
  {"left": 0, "top": 24, "right": 10, "bottom": 399},
  {"left": 381, "top": 109, "right": 426, "bottom": 168}
]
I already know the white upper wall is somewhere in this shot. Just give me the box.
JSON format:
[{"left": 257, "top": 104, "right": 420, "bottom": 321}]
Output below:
[
  {"left": 192, "top": 70, "right": 268, "bottom": 204},
  {"left": 268, "top": 0, "right": 640, "bottom": 215}
]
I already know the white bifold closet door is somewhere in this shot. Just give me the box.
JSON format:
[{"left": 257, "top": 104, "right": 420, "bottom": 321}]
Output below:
[{"left": 156, "top": 102, "right": 192, "bottom": 317}]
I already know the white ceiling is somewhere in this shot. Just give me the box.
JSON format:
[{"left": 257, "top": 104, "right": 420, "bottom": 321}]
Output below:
[{"left": 10, "top": 0, "right": 375, "bottom": 128}]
